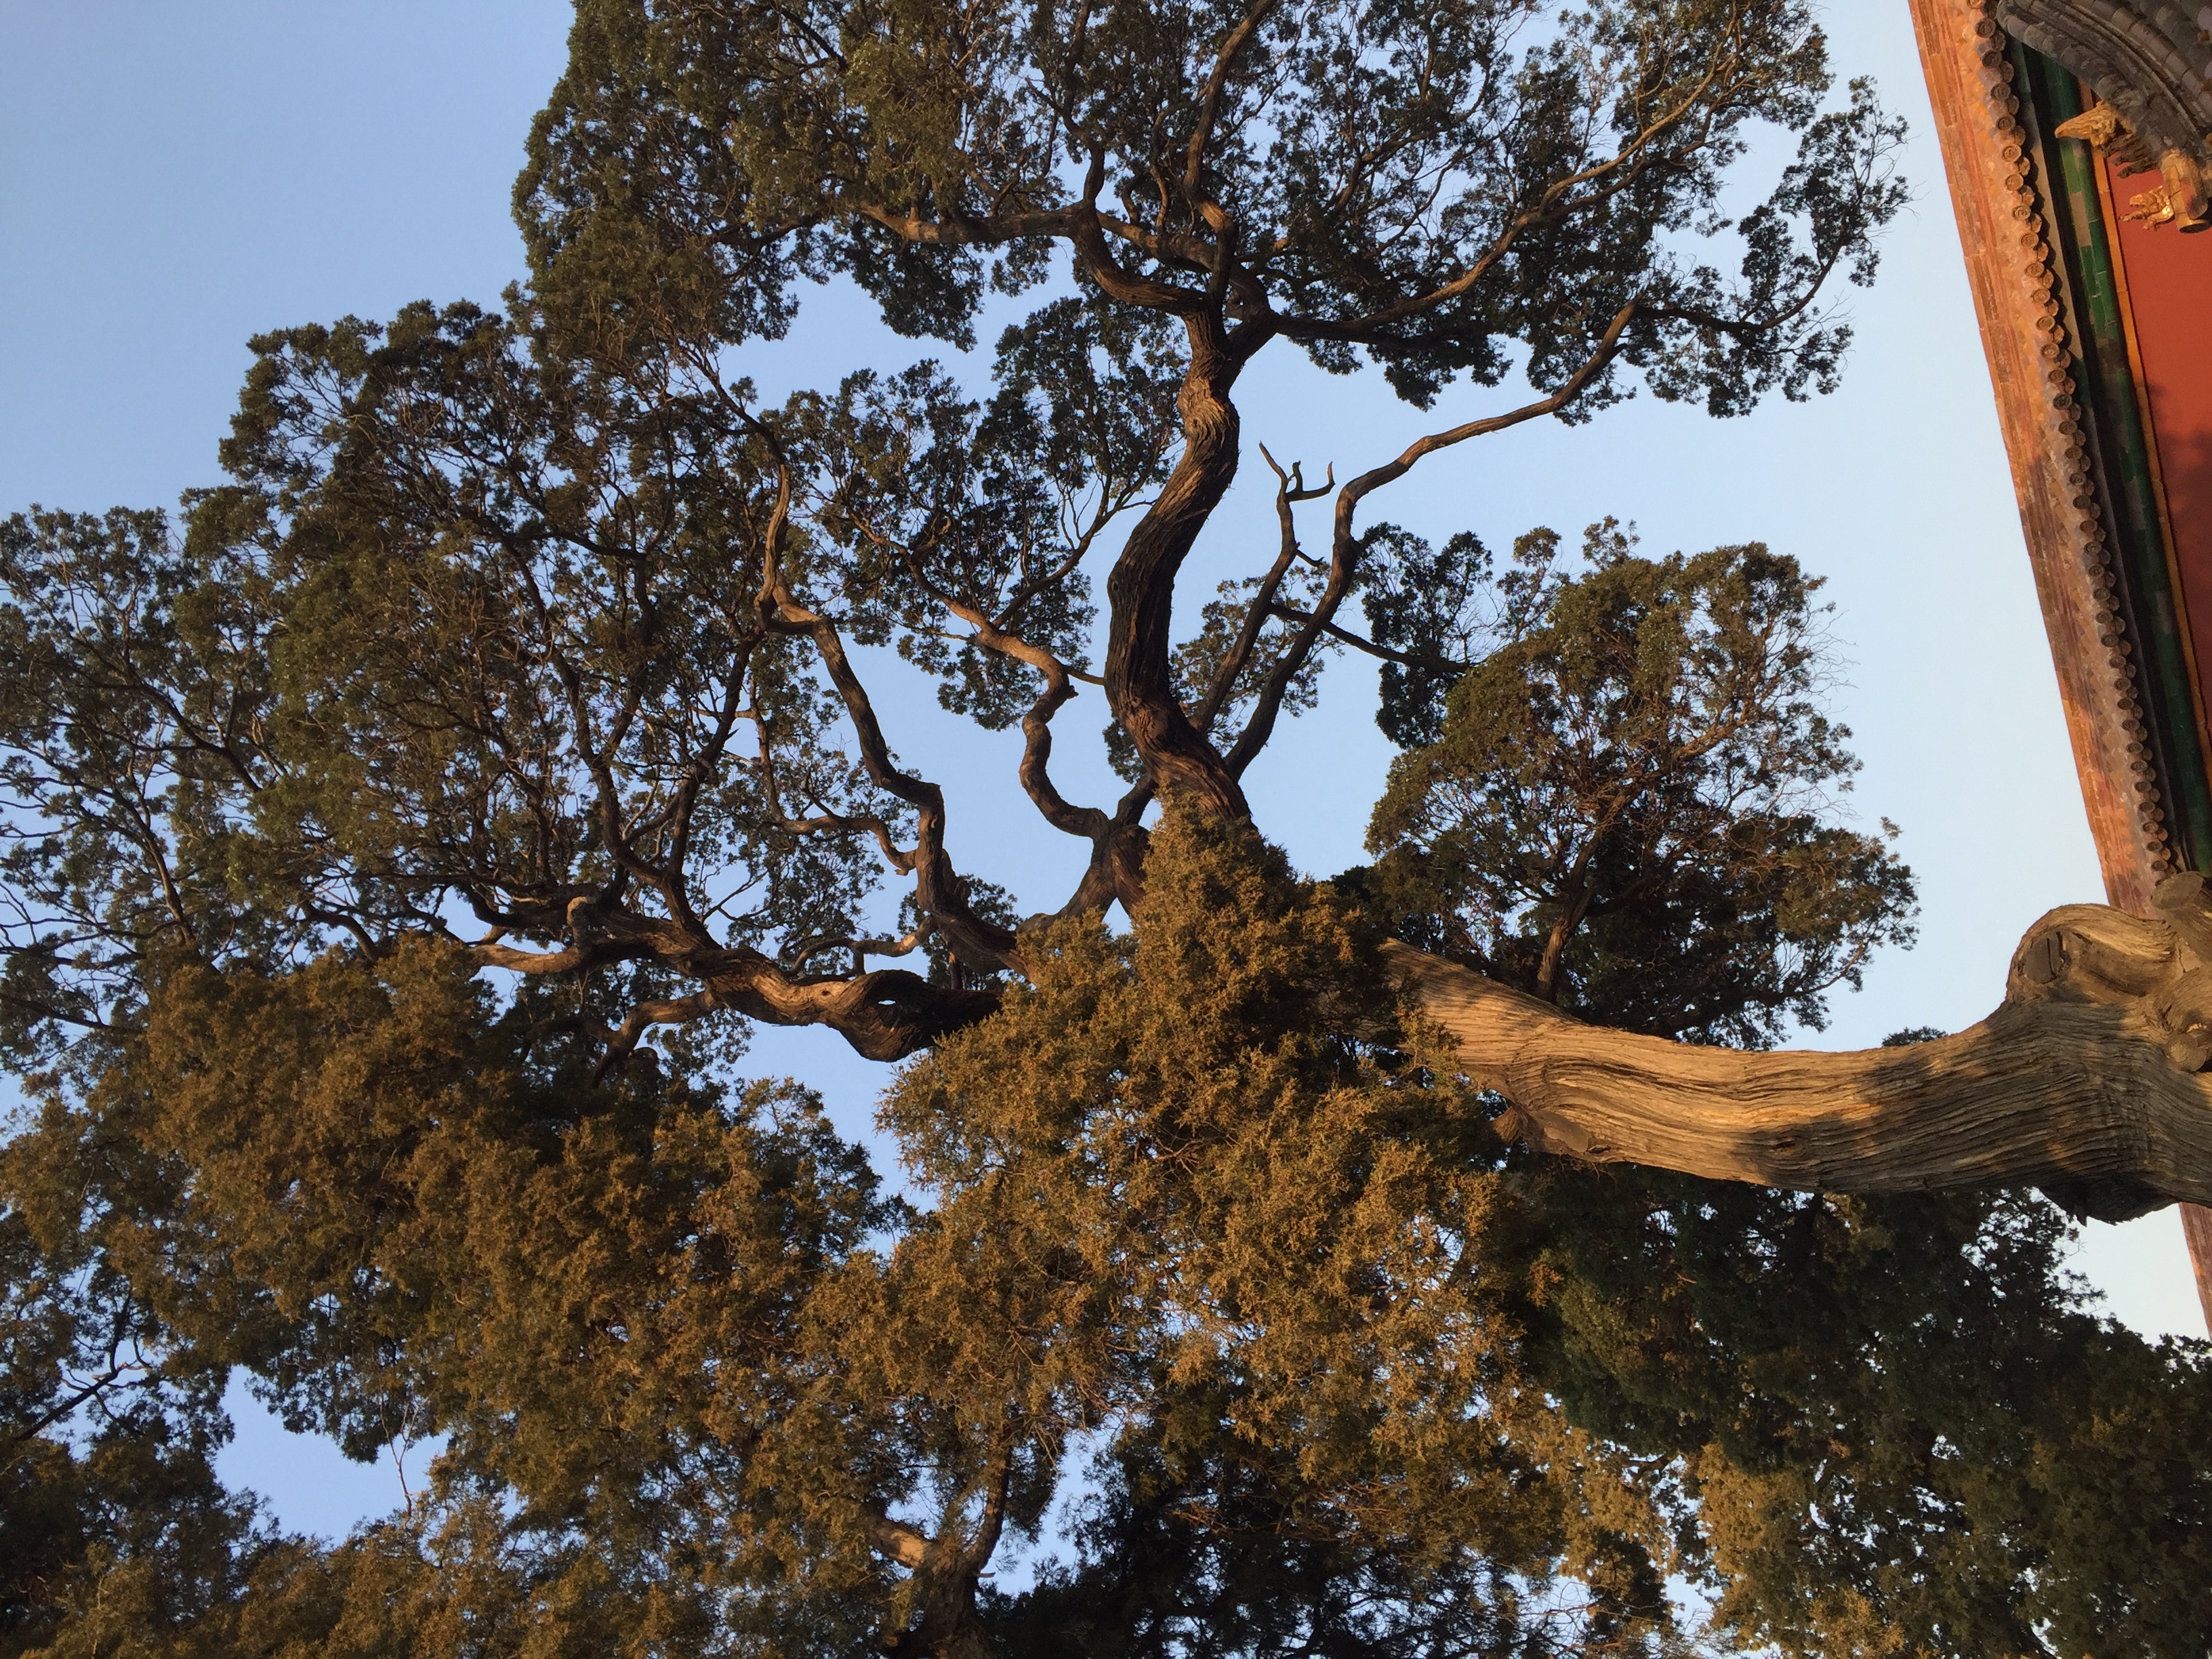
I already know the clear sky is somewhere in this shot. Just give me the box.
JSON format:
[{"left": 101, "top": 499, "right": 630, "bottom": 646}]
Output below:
[{"left": 3, "top": 0, "right": 2203, "bottom": 1540}]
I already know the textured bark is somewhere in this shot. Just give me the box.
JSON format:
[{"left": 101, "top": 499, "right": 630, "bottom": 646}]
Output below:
[
  {"left": 703, "top": 962, "right": 1000, "bottom": 1063},
  {"left": 1101, "top": 320, "right": 1252, "bottom": 819},
  {"left": 1391, "top": 876, "right": 2212, "bottom": 1222}
]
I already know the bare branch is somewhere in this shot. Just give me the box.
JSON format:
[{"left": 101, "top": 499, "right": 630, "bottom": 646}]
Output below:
[
  {"left": 1188, "top": 445, "right": 1332, "bottom": 735},
  {"left": 1181, "top": 0, "right": 1279, "bottom": 206},
  {"left": 1265, "top": 602, "right": 1460, "bottom": 673},
  {"left": 1223, "top": 301, "right": 1640, "bottom": 778},
  {"left": 781, "top": 927, "right": 926, "bottom": 975}
]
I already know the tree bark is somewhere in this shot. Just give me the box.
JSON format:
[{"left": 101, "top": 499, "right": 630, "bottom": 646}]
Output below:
[
  {"left": 1101, "top": 318, "right": 1251, "bottom": 818},
  {"left": 1390, "top": 880, "right": 2212, "bottom": 1222}
]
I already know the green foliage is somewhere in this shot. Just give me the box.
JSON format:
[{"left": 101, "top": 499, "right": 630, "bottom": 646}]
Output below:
[
  {"left": 520, "top": 0, "right": 1905, "bottom": 413},
  {"left": 1361, "top": 523, "right": 1915, "bottom": 1045},
  {"left": 2, "top": 4, "right": 2205, "bottom": 1656},
  {"left": 1, "top": 1107, "right": 259, "bottom": 1657},
  {"left": 7, "top": 815, "right": 2209, "bottom": 1657},
  {"left": 0, "top": 285, "right": 1181, "bottom": 1061},
  {"left": 5, "top": 938, "right": 906, "bottom": 1655},
  {"left": 0, "top": 817, "right": 1676, "bottom": 1656},
  {"left": 882, "top": 815, "right": 1664, "bottom": 1652}
]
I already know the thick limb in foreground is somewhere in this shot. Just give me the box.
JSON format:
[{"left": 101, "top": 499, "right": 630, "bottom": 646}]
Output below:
[{"left": 1393, "top": 876, "right": 2212, "bottom": 1222}]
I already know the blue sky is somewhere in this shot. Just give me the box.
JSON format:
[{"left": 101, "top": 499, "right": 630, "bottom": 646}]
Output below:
[{"left": 2, "top": 0, "right": 2203, "bottom": 1540}]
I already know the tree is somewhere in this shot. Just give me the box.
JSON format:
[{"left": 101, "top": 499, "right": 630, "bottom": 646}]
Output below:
[{"left": 1, "top": 2, "right": 2209, "bottom": 1656}]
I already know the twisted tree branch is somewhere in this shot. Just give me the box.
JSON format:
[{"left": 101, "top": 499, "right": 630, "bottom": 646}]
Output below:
[{"left": 1392, "top": 877, "right": 2212, "bottom": 1221}]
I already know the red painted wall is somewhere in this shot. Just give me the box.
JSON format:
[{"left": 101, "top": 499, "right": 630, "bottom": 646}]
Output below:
[{"left": 2104, "top": 158, "right": 2212, "bottom": 693}]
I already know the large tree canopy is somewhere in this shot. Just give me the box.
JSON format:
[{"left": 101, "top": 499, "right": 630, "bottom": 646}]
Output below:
[{"left": 3, "top": 3, "right": 2210, "bottom": 1656}]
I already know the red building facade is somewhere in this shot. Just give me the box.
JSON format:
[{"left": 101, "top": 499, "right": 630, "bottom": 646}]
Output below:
[{"left": 1908, "top": 0, "right": 2212, "bottom": 1330}]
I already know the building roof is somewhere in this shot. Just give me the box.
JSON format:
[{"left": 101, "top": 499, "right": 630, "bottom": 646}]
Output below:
[{"left": 1909, "top": 0, "right": 2212, "bottom": 1327}]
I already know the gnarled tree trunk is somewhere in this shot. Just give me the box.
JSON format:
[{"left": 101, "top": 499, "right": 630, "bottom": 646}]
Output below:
[{"left": 1392, "top": 876, "right": 2212, "bottom": 1222}]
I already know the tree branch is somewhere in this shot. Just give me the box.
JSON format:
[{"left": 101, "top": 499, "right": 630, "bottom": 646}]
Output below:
[
  {"left": 1391, "top": 878, "right": 2212, "bottom": 1222},
  {"left": 1101, "top": 316, "right": 1250, "bottom": 816},
  {"left": 742, "top": 431, "right": 1023, "bottom": 977},
  {"left": 866, "top": 1511, "right": 931, "bottom": 1570},
  {"left": 1267, "top": 36, "right": 1740, "bottom": 344},
  {"left": 871, "top": 540, "right": 1113, "bottom": 848},
  {"left": 1181, "top": 0, "right": 1279, "bottom": 208},
  {"left": 1265, "top": 602, "right": 1459, "bottom": 673},
  {"left": 1188, "top": 445, "right": 1330, "bottom": 737},
  {"left": 590, "top": 988, "right": 721, "bottom": 1082},
  {"left": 1221, "top": 304, "right": 1639, "bottom": 779}
]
